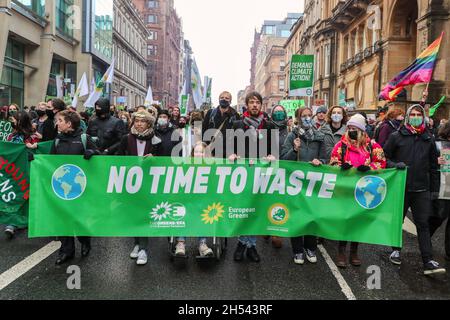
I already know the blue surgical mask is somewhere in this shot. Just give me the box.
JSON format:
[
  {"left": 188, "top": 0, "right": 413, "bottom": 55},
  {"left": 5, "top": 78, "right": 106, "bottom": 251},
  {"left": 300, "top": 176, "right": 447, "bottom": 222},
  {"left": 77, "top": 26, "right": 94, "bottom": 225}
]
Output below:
[{"left": 301, "top": 117, "right": 312, "bottom": 128}]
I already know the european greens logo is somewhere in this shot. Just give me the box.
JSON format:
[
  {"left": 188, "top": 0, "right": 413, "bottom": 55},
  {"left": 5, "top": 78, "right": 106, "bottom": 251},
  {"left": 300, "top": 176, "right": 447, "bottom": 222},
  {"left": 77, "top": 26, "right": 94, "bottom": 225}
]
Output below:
[
  {"left": 354, "top": 176, "right": 387, "bottom": 209},
  {"left": 268, "top": 204, "right": 289, "bottom": 225},
  {"left": 51, "top": 164, "right": 87, "bottom": 200},
  {"left": 201, "top": 202, "right": 225, "bottom": 225}
]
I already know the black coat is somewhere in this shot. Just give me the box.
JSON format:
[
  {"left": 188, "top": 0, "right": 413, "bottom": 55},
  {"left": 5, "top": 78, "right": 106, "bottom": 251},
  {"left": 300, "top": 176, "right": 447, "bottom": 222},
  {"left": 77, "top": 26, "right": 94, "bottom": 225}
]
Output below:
[
  {"left": 156, "top": 125, "right": 182, "bottom": 157},
  {"left": 202, "top": 107, "right": 240, "bottom": 158},
  {"left": 383, "top": 126, "right": 439, "bottom": 192},
  {"left": 87, "top": 115, "right": 127, "bottom": 154},
  {"left": 117, "top": 133, "right": 162, "bottom": 157},
  {"left": 50, "top": 128, "right": 98, "bottom": 155},
  {"left": 232, "top": 118, "right": 275, "bottom": 159}
]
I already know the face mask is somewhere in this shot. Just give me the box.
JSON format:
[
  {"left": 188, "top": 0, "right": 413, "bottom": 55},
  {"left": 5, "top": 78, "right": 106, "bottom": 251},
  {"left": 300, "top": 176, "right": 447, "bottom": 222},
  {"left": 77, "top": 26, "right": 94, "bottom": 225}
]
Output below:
[
  {"left": 178, "top": 123, "right": 186, "bottom": 129},
  {"left": 393, "top": 119, "right": 402, "bottom": 126},
  {"left": 301, "top": 117, "right": 312, "bottom": 128},
  {"left": 331, "top": 114, "right": 343, "bottom": 123},
  {"left": 122, "top": 119, "right": 127, "bottom": 125},
  {"left": 219, "top": 99, "right": 230, "bottom": 108},
  {"left": 158, "top": 118, "right": 168, "bottom": 127},
  {"left": 272, "top": 111, "right": 286, "bottom": 122},
  {"left": 408, "top": 117, "right": 423, "bottom": 127},
  {"left": 46, "top": 110, "right": 55, "bottom": 118},
  {"left": 348, "top": 130, "right": 358, "bottom": 141},
  {"left": 36, "top": 110, "right": 46, "bottom": 117},
  {"left": 9, "top": 110, "right": 17, "bottom": 115}
]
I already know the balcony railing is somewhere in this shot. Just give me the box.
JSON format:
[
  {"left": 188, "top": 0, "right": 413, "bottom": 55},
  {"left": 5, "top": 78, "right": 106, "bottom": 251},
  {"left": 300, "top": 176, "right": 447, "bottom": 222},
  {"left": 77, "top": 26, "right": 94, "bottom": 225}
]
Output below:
[
  {"left": 364, "top": 46, "right": 373, "bottom": 58},
  {"left": 354, "top": 52, "right": 363, "bottom": 64}
]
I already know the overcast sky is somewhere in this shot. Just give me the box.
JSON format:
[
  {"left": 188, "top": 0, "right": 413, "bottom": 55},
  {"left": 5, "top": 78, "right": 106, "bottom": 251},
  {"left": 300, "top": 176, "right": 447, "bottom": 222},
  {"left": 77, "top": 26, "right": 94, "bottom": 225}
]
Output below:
[{"left": 174, "top": 0, "right": 304, "bottom": 106}]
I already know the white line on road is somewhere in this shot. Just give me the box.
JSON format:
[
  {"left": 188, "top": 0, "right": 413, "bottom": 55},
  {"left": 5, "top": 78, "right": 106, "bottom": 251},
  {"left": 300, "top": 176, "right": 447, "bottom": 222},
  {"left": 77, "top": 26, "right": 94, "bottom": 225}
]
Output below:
[
  {"left": 318, "top": 244, "right": 357, "bottom": 301},
  {"left": 0, "top": 241, "right": 61, "bottom": 291}
]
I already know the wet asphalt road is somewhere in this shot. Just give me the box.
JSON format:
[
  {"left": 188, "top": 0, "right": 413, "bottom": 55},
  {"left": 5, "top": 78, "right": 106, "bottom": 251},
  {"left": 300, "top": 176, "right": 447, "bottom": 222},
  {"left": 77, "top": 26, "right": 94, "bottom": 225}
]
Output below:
[{"left": 0, "top": 222, "right": 449, "bottom": 300}]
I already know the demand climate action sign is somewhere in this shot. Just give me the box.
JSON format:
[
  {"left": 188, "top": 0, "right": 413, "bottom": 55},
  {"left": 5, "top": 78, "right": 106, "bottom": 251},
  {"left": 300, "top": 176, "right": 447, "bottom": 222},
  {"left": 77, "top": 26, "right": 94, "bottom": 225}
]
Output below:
[
  {"left": 29, "top": 156, "right": 406, "bottom": 247},
  {"left": 289, "top": 55, "right": 314, "bottom": 97}
]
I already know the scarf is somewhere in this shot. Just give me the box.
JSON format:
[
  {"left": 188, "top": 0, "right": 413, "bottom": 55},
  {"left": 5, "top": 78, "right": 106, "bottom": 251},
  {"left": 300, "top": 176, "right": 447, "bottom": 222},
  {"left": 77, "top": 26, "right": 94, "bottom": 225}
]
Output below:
[
  {"left": 243, "top": 111, "right": 264, "bottom": 129},
  {"left": 405, "top": 123, "right": 426, "bottom": 135},
  {"left": 131, "top": 126, "right": 154, "bottom": 140}
]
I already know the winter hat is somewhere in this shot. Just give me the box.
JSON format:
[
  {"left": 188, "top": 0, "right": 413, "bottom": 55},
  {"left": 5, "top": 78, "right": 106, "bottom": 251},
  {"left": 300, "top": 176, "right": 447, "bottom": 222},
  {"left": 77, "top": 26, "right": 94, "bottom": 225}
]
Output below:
[
  {"left": 347, "top": 114, "right": 367, "bottom": 131},
  {"left": 316, "top": 106, "right": 328, "bottom": 114},
  {"left": 132, "top": 110, "right": 156, "bottom": 128},
  {"left": 147, "top": 106, "right": 158, "bottom": 118}
]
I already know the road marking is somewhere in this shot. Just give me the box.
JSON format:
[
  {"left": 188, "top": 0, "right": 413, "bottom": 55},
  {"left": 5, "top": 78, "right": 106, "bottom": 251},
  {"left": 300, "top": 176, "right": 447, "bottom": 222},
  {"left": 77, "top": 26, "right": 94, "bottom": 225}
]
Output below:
[
  {"left": 403, "top": 217, "right": 417, "bottom": 236},
  {"left": 0, "top": 241, "right": 61, "bottom": 291},
  {"left": 318, "top": 244, "right": 357, "bottom": 300}
]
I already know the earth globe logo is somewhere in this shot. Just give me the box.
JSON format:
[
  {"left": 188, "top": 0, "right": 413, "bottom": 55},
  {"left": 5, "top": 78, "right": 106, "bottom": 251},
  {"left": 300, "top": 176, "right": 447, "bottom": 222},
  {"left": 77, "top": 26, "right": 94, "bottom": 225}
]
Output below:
[
  {"left": 354, "top": 176, "right": 387, "bottom": 210},
  {"left": 51, "top": 164, "right": 87, "bottom": 201}
]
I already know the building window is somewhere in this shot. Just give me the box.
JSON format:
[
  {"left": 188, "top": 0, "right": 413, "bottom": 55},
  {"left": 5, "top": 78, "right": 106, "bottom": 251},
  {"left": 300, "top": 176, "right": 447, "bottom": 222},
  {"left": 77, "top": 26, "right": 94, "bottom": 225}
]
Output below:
[
  {"left": 56, "top": 0, "right": 74, "bottom": 38},
  {"left": 147, "top": 44, "right": 157, "bottom": 56},
  {"left": 147, "top": 0, "right": 158, "bottom": 8},
  {"left": 12, "top": 0, "right": 45, "bottom": 17},
  {"left": 281, "top": 30, "right": 290, "bottom": 38},
  {"left": 0, "top": 39, "right": 25, "bottom": 107},
  {"left": 280, "top": 60, "right": 285, "bottom": 71},
  {"left": 279, "top": 79, "right": 285, "bottom": 91},
  {"left": 147, "top": 14, "right": 157, "bottom": 24},
  {"left": 324, "top": 44, "right": 330, "bottom": 77},
  {"left": 264, "top": 25, "right": 275, "bottom": 35},
  {"left": 148, "top": 30, "right": 158, "bottom": 40}
]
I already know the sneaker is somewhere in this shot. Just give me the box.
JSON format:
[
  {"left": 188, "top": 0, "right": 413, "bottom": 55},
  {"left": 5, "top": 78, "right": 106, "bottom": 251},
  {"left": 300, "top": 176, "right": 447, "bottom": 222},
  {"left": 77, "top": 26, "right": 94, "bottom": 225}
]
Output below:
[
  {"left": 130, "top": 245, "right": 140, "bottom": 259},
  {"left": 199, "top": 242, "right": 213, "bottom": 257},
  {"left": 4, "top": 226, "right": 15, "bottom": 239},
  {"left": 424, "top": 260, "right": 446, "bottom": 275},
  {"left": 246, "top": 246, "right": 260, "bottom": 262},
  {"left": 305, "top": 249, "right": 317, "bottom": 263},
  {"left": 389, "top": 250, "right": 401, "bottom": 265},
  {"left": 136, "top": 250, "right": 148, "bottom": 265},
  {"left": 294, "top": 253, "right": 305, "bottom": 265},
  {"left": 233, "top": 242, "right": 247, "bottom": 261},
  {"left": 175, "top": 241, "right": 186, "bottom": 256}
]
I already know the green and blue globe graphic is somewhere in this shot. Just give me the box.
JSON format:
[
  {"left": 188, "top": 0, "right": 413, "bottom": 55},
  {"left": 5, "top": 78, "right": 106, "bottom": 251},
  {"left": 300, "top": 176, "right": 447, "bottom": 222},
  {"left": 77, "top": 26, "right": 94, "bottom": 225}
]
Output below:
[
  {"left": 354, "top": 176, "right": 387, "bottom": 209},
  {"left": 52, "top": 165, "right": 87, "bottom": 200}
]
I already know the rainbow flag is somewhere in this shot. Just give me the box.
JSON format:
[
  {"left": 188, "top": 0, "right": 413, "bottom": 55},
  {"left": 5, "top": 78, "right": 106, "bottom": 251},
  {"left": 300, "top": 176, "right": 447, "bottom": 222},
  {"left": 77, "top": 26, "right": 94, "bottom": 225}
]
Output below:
[{"left": 379, "top": 32, "right": 443, "bottom": 101}]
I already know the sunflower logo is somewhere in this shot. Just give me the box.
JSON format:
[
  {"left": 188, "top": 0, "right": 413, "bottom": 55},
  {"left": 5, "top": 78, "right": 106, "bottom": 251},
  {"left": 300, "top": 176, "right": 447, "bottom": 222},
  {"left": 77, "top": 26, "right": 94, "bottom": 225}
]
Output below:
[
  {"left": 201, "top": 202, "right": 225, "bottom": 224},
  {"left": 150, "top": 202, "right": 172, "bottom": 221}
]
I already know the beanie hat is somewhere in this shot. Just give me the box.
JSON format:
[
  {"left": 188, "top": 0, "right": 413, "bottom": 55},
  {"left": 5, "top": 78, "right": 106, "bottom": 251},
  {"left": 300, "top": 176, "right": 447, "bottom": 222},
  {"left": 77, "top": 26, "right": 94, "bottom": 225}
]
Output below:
[
  {"left": 316, "top": 106, "right": 328, "bottom": 114},
  {"left": 347, "top": 114, "right": 367, "bottom": 131}
]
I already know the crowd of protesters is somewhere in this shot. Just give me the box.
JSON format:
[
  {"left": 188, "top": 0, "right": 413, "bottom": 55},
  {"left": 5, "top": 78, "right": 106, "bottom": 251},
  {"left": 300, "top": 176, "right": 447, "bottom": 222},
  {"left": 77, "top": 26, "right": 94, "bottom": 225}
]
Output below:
[{"left": 1, "top": 92, "right": 449, "bottom": 276}]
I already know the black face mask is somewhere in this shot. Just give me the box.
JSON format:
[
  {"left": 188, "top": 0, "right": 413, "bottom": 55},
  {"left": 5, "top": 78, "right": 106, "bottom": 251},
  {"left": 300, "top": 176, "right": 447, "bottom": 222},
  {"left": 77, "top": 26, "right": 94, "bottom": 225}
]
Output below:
[
  {"left": 178, "top": 123, "right": 186, "bottom": 129},
  {"left": 219, "top": 99, "right": 230, "bottom": 108},
  {"left": 36, "top": 110, "right": 46, "bottom": 117},
  {"left": 46, "top": 110, "right": 55, "bottom": 119},
  {"left": 348, "top": 131, "right": 358, "bottom": 141}
]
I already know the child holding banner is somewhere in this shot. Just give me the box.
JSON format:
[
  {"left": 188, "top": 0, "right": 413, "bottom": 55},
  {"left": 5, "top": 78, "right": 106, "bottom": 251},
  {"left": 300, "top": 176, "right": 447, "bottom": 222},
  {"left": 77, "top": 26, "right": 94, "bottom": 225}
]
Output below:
[{"left": 173, "top": 141, "right": 214, "bottom": 258}]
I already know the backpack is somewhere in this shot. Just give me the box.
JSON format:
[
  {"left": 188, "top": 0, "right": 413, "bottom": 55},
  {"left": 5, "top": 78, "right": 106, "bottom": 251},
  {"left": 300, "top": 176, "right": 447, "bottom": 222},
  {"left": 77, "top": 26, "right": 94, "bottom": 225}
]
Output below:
[{"left": 55, "top": 133, "right": 88, "bottom": 151}]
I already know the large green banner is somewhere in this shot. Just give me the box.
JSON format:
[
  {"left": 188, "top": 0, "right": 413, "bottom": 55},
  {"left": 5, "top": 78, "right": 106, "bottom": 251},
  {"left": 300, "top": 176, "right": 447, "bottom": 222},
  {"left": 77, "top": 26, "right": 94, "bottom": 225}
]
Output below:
[
  {"left": 289, "top": 55, "right": 314, "bottom": 97},
  {"left": 29, "top": 156, "right": 406, "bottom": 247},
  {"left": 0, "top": 141, "right": 52, "bottom": 227}
]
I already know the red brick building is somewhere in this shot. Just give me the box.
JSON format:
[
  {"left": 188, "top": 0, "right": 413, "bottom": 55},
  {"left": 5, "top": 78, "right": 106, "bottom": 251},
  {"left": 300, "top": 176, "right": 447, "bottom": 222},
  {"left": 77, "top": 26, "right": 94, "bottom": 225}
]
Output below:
[{"left": 132, "top": 0, "right": 182, "bottom": 107}]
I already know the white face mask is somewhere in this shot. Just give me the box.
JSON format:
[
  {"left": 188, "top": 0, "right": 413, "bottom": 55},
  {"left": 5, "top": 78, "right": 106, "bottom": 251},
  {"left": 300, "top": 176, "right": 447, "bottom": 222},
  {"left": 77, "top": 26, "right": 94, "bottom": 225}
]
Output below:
[
  {"left": 331, "top": 114, "right": 343, "bottom": 123},
  {"left": 158, "top": 118, "right": 168, "bottom": 127}
]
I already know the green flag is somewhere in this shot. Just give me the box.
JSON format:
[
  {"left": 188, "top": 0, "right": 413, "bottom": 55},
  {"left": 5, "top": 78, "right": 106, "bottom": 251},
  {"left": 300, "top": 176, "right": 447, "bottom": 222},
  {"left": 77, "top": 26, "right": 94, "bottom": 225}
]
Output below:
[
  {"left": 429, "top": 96, "right": 446, "bottom": 117},
  {"left": 29, "top": 156, "right": 406, "bottom": 247},
  {"left": 0, "top": 141, "right": 53, "bottom": 227}
]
